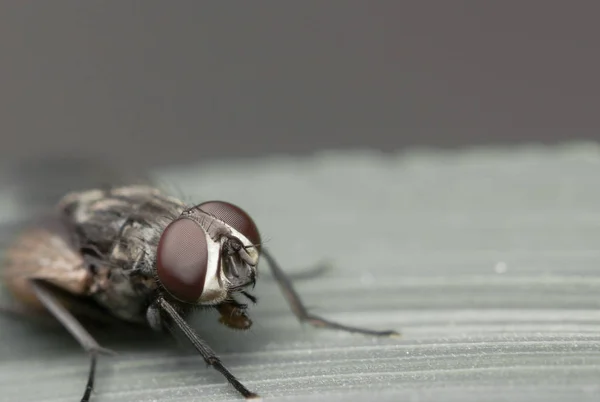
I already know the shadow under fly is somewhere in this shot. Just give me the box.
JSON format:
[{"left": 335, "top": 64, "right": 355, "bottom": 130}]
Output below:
[{"left": 1, "top": 184, "right": 399, "bottom": 401}]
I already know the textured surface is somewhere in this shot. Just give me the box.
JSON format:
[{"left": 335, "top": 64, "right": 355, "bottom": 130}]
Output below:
[{"left": 1, "top": 144, "right": 600, "bottom": 402}]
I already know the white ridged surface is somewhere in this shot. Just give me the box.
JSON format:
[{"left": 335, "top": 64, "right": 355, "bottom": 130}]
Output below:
[{"left": 1, "top": 143, "right": 600, "bottom": 401}]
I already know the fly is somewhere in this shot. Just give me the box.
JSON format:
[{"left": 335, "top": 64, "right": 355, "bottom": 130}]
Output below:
[{"left": 1, "top": 183, "right": 399, "bottom": 401}]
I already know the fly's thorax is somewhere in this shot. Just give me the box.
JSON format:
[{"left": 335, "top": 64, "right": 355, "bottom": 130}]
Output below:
[
  {"left": 53, "top": 185, "right": 187, "bottom": 322},
  {"left": 58, "top": 185, "right": 185, "bottom": 233},
  {"left": 57, "top": 184, "right": 186, "bottom": 275}
]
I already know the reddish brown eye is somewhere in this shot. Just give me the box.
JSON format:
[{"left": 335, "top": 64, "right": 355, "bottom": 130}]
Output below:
[
  {"left": 197, "top": 201, "right": 261, "bottom": 246},
  {"left": 156, "top": 218, "right": 208, "bottom": 303}
]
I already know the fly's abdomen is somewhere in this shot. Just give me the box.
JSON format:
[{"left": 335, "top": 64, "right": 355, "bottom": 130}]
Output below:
[{"left": 2, "top": 225, "right": 91, "bottom": 311}]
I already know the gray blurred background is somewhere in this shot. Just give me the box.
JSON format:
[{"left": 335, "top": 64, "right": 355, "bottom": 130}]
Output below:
[{"left": 1, "top": 2, "right": 599, "bottom": 168}]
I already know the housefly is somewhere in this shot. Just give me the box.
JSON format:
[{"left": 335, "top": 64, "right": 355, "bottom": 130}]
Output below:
[{"left": 0, "top": 159, "right": 399, "bottom": 401}]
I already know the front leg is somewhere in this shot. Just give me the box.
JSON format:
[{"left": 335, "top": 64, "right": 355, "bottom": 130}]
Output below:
[
  {"left": 216, "top": 300, "right": 253, "bottom": 330},
  {"left": 155, "top": 297, "right": 258, "bottom": 399}
]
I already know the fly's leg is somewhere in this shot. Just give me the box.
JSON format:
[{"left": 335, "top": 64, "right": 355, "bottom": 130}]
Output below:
[
  {"left": 29, "top": 279, "right": 116, "bottom": 402},
  {"left": 156, "top": 297, "right": 259, "bottom": 399},
  {"left": 261, "top": 249, "right": 400, "bottom": 337}
]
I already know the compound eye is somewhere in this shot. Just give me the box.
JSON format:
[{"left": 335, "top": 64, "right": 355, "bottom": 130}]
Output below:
[
  {"left": 197, "top": 201, "right": 261, "bottom": 246},
  {"left": 157, "top": 218, "right": 208, "bottom": 303}
]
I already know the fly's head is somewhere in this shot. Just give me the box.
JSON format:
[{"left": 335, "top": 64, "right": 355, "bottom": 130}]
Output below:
[{"left": 154, "top": 201, "right": 261, "bottom": 307}]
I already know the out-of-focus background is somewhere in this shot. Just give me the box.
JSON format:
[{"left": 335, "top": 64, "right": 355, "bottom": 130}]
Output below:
[{"left": 1, "top": 2, "right": 598, "bottom": 165}]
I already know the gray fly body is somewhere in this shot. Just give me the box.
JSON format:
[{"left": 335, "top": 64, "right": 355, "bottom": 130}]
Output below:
[
  {"left": 58, "top": 185, "right": 186, "bottom": 324},
  {"left": 2, "top": 163, "right": 398, "bottom": 401}
]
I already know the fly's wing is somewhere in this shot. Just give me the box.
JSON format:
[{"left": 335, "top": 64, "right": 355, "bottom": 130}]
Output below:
[
  {"left": 2, "top": 217, "right": 90, "bottom": 311},
  {"left": 0, "top": 156, "right": 152, "bottom": 317}
]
